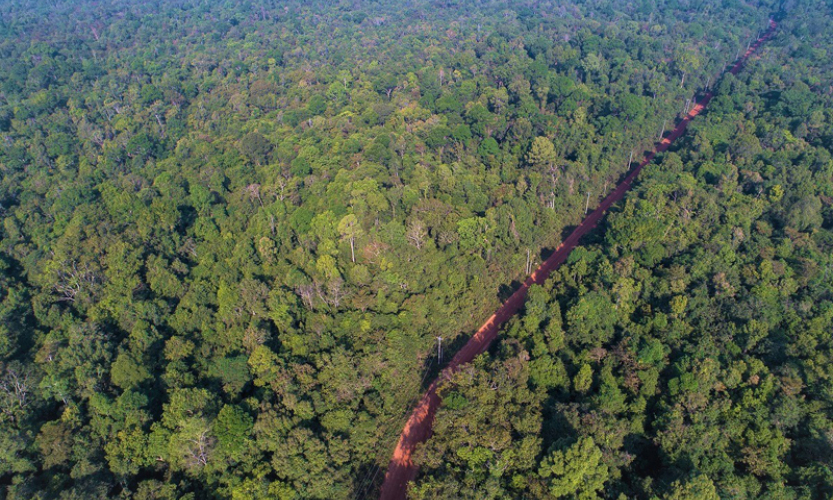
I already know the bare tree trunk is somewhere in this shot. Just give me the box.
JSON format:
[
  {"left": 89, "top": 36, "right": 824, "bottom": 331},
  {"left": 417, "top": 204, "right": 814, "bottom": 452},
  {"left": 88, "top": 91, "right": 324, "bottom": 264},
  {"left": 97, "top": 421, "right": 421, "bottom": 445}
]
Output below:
[{"left": 155, "top": 114, "right": 166, "bottom": 138}]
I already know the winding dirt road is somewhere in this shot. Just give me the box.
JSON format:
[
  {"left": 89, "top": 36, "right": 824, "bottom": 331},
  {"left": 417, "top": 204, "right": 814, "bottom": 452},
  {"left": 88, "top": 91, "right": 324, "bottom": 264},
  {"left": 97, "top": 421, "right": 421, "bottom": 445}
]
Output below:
[{"left": 379, "top": 20, "right": 777, "bottom": 500}]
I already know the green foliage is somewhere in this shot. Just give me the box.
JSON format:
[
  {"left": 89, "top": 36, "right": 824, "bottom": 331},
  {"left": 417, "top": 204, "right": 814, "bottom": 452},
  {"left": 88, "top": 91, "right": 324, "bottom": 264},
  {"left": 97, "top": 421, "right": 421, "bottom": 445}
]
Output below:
[
  {"left": 573, "top": 363, "right": 594, "bottom": 393},
  {"left": 539, "top": 437, "right": 609, "bottom": 499},
  {"left": 1, "top": 0, "right": 823, "bottom": 499},
  {"left": 213, "top": 405, "right": 253, "bottom": 461},
  {"left": 412, "top": 5, "right": 833, "bottom": 498},
  {"left": 527, "top": 136, "right": 557, "bottom": 170}
]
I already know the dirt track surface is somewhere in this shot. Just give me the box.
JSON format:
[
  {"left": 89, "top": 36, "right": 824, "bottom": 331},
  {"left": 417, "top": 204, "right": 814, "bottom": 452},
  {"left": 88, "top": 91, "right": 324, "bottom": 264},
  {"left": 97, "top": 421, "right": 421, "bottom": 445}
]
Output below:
[{"left": 378, "top": 21, "right": 777, "bottom": 500}]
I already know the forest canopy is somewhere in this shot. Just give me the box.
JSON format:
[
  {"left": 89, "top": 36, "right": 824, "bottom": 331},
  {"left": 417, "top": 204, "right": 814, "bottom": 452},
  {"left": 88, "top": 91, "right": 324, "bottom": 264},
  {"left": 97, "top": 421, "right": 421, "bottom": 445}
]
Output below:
[{"left": 0, "top": 0, "right": 830, "bottom": 499}]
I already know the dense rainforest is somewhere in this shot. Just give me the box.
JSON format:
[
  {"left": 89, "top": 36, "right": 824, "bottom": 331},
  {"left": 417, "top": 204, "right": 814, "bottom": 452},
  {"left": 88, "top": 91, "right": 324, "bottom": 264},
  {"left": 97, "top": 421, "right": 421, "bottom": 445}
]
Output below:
[
  {"left": 412, "top": 3, "right": 833, "bottom": 500},
  {"left": 0, "top": 0, "right": 829, "bottom": 499}
]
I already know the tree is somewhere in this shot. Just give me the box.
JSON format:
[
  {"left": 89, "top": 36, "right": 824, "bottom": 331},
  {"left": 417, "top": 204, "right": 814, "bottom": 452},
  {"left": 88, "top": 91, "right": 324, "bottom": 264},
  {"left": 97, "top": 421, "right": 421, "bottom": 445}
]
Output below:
[
  {"left": 538, "top": 437, "right": 609, "bottom": 499},
  {"left": 663, "top": 475, "right": 720, "bottom": 500},
  {"left": 527, "top": 137, "right": 559, "bottom": 208},
  {"left": 573, "top": 363, "right": 593, "bottom": 393},
  {"left": 527, "top": 136, "right": 557, "bottom": 170},
  {"left": 457, "top": 217, "right": 490, "bottom": 256},
  {"left": 406, "top": 219, "right": 428, "bottom": 250},
  {"left": 337, "top": 214, "right": 362, "bottom": 263},
  {"left": 111, "top": 350, "right": 150, "bottom": 389},
  {"left": 213, "top": 404, "right": 253, "bottom": 462},
  {"left": 179, "top": 419, "right": 214, "bottom": 470},
  {"left": 36, "top": 421, "right": 73, "bottom": 469},
  {"left": 239, "top": 132, "right": 272, "bottom": 166},
  {"left": 0, "top": 1, "right": 819, "bottom": 498}
]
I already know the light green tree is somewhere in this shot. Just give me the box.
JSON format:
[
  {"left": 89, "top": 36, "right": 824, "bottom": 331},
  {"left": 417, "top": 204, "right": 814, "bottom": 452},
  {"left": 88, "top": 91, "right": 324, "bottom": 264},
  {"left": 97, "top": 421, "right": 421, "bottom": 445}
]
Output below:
[
  {"left": 663, "top": 475, "right": 719, "bottom": 500},
  {"left": 573, "top": 363, "right": 593, "bottom": 393},
  {"left": 527, "top": 137, "right": 558, "bottom": 208},
  {"left": 527, "top": 136, "right": 557, "bottom": 170},
  {"left": 539, "top": 436, "right": 609, "bottom": 499}
]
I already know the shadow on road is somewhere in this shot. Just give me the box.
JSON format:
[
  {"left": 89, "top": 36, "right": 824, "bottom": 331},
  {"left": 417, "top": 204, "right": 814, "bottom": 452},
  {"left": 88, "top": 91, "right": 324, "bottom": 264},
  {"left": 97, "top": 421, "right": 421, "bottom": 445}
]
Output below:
[{"left": 498, "top": 280, "right": 524, "bottom": 303}]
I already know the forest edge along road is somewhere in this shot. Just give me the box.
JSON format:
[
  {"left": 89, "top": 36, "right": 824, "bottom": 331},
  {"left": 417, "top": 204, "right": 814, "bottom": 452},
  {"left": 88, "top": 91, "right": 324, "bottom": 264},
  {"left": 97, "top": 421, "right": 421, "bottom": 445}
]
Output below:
[
  {"left": 379, "top": 19, "right": 779, "bottom": 500},
  {"left": 379, "top": 19, "right": 778, "bottom": 500}
]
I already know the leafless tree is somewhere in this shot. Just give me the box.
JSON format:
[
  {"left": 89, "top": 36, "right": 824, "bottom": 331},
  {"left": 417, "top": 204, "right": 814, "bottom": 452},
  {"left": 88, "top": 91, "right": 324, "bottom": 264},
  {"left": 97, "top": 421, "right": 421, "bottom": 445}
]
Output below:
[
  {"left": 276, "top": 177, "right": 288, "bottom": 201},
  {"left": 243, "top": 326, "right": 270, "bottom": 353},
  {"left": 314, "top": 279, "right": 329, "bottom": 306},
  {"left": 184, "top": 427, "right": 214, "bottom": 468},
  {"left": 548, "top": 164, "right": 562, "bottom": 209},
  {"left": 0, "top": 364, "right": 32, "bottom": 422},
  {"left": 154, "top": 113, "right": 166, "bottom": 139},
  {"left": 245, "top": 183, "right": 264, "bottom": 207},
  {"left": 180, "top": 238, "right": 198, "bottom": 259},
  {"left": 327, "top": 278, "right": 347, "bottom": 309},
  {"left": 405, "top": 219, "right": 428, "bottom": 250},
  {"left": 54, "top": 261, "right": 99, "bottom": 302},
  {"left": 295, "top": 283, "right": 316, "bottom": 309}
]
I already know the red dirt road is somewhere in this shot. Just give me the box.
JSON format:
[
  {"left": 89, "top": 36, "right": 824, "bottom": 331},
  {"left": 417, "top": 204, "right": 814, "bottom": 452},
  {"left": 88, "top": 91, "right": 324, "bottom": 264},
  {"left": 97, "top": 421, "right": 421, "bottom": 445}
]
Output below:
[{"left": 378, "top": 20, "right": 777, "bottom": 500}]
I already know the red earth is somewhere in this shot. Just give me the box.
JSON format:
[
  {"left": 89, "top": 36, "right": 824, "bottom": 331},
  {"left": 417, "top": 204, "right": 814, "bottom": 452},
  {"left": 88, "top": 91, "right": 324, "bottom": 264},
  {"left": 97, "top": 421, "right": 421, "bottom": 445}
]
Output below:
[{"left": 378, "top": 20, "right": 777, "bottom": 500}]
